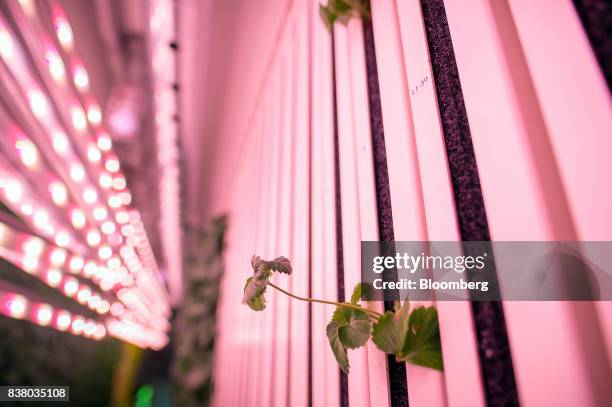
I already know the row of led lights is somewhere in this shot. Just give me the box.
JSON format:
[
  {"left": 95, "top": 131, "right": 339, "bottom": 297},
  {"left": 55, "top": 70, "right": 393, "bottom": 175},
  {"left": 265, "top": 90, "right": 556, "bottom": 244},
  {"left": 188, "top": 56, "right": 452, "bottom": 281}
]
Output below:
[
  {"left": 1, "top": 282, "right": 166, "bottom": 348},
  {"left": 0, "top": 223, "right": 126, "bottom": 316},
  {"left": 0, "top": 289, "right": 106, "bottom": 339},
  {"left": 3, "top": 4, "right": 170, "bottom": 314},
  {"left": 150, "top": 0, "right": 182, "bottom": 303}
]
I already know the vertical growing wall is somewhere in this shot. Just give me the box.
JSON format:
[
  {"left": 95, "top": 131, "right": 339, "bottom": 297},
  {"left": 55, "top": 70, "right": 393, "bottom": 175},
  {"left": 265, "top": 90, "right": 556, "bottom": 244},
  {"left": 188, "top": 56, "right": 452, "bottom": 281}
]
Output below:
[{"left": 211, "top": 0, "right": 612, "bottom": 406}]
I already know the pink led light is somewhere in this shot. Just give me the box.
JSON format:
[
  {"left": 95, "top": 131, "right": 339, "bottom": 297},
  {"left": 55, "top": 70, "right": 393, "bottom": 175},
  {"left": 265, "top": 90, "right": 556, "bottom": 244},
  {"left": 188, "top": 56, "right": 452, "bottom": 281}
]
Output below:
[
  {"left": 4, "top": 179, "right": 23, "bottom": 203},
  {"left": 97, "top": 133, "right": 112, "bottom": 151},
  {"left": 54, "top": 231, "right": 70, "bottom": 247},
  {"left": 76, "top": 287, "right": 91, "bottom": 304},
  {"left": 51, "top": 131, "right": 69, "bottom": 154},
  {"left": 121, "top": 224, "right": 135, "bottom": 237},
  {"left": 35, "top": 305, "right": 53, "bottom": 326},
  {"left": 108, "top": 195, "right": 121, "bottom": 208},
  {"left": 49, "top": 181, "right": 68, "bottom": 206},
  {"left": 105, "top": 158, "right": 120, "bottom": 173},
  {"left": 119, "top": 192, "right": 132, "bottom": 205},
  {"left": 33, "top": 209, "right": 49, "bottom": 228},
  {"left": 0, "top": 26, "right": 14, "bottom": 61},
  {"left": 86, "top": 230, "right": 101, "bottom": 246},
  {"left": 49, "top": 248, "right": 66, "bottom": 266},
  {"left": 87, "top": 294, "right": 101, "bottom": 309},
  {"left": 84, "top": 321, "right": 96, "bottom": 336},
  {"left": 87, "top": 105, "right": 102, "bottom": 125},
  {"left": 119, "top": 246, "right": 134, "bottom": 258},
  {"left": 27, "top": 90, "right": 48, "bottom": 119},
  {"left": 54, "top": 16, "right": 73, "bottom": 50},
  {"left": 5, "top": 294, "right": 27, "bottom": 319},
  {"left": 93, "top": 206, "right": 108, "bottom": 221},
  {"left": 99, "top": 173, "right": 113, "bottom": 189},
  {"left": 87, "top": 144, "right": 101, "bottom": 162},
  {"left": 21, "top": 255, "right": 38, "bottom": 273},
  {"left": 100, "top": 278, "right": 114, "bottom": 291},
  {"left": 71, "top": 209, "right": 86, "bottom": 229},
  {"left": 101, "top": 221, "right": 115, "bottom": 235},
  {"left": 56, "top": 311, "right": 71, "bottom": 330},
  {"left": 70, "top": 107, "right": 87, "bottom": 131},
  {"left": 115, "top": 211, "right": 129, "bottom": 224},
  {"left": 72, "top": 65, "right": 89, "bottom": 90},
  {"left": 83, "top": 261, "right": 97, "bottom": 277},
  {"left": 63, "top": 277, "right": 79, "bottom": 296},
  {"left": 45, "top": 268, "right": 63, "bottom": 287},
  {"left": 15, "top": 139, "right": 39, "bottom": 169},
  {"left": 69, "top": 164, "right": 85, "bottom": 182},
  {"left": 110, "top": 302, "right": 124, "bottom": 316},
  {"left": 23, "top": 238, "right": 44, "bottom": 256},
  {"left": 71, "top": 317, "right": 85, "bottom": 334},
  {"left": 96, "top": 300, "right": 110, "bottom": 314},
  {"left": 98, "top": 246, "right": 112, "bottom": 260},
  {"left": 112, "top": 176, "right": 126, "bottom": 190},
  {"left": 107, "top": 256, "right": 120, "bottom": 269},
  {"left": 69, "top": 256, "right": 84, "bottom": 273},
  {"left": 45, "top": 50, "right": 65, "bottom": 82},
  {"left": 93, "top": 324, "right": 106, "bottom": 339},
  {"left": 18, "top": 0, "right": 36, "bottom": 17},
  {"left": 82, "top": 187, "right": 98, "bottom": 204}
]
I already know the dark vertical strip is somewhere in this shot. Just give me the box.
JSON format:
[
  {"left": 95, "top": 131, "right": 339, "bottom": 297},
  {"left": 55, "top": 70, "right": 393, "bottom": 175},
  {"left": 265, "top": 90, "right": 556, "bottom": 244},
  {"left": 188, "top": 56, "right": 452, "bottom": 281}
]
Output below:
[
  {"left": 420, "top": 1, "right": 519, "bottom": 406},
  {"left": 572, "top": 0, "right": 612, "bottom": 92},
  {"left": 331, "top": 32, "right": 350, "bottom": 407},
  {"left": 362, "top": 19, "right": 409, "bottom": 407}
]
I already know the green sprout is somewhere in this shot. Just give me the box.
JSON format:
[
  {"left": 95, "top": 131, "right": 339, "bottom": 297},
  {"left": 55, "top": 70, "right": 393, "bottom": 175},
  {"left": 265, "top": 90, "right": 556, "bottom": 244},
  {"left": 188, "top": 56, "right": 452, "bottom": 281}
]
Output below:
[
  {"left": 319, "top": 0, "right": 371, "bottom": 30},
  {"left": 243, "top": 255, "right": 443, "bottom": 373}
]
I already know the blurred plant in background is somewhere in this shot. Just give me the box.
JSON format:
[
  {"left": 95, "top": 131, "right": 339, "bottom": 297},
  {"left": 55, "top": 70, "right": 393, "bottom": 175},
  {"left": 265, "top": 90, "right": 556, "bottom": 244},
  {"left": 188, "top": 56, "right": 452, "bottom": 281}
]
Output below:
[{"left": 172, "top": 216, "right": 227, "bottom": 407}]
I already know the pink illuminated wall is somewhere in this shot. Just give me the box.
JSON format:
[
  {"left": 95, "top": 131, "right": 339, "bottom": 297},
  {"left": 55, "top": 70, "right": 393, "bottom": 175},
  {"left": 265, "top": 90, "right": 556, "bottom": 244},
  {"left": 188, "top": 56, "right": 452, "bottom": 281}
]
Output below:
[{"left": 209, "top": 0, "right": 612, "bottom": 406}]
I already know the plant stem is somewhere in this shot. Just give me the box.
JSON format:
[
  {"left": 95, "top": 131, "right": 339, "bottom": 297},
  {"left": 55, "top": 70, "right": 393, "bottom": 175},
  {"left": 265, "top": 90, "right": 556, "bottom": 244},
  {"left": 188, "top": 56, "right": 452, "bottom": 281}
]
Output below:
[{"left": 268, "top": 282, "right": 383, "bottom": 319}]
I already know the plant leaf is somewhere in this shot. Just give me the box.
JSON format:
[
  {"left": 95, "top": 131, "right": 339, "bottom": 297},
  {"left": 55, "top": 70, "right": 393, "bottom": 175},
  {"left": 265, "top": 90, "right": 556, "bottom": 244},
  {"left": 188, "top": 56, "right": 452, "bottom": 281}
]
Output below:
[
  {"left": 350, "top": 283, "right": 364, "bottom": 305},
  {"left": 331, "top": 306, "right": 372, "bottom": 349},
  {"left": 371, "top": 301, "right": 410, "bottom": 354},
  {"left": 330, "top": 0, "right": 352, "bottom": 14},
  {"left": 242, "top": 277, "right": 266, "bottom": 311},
  {"left": 243, "top": 255, "right": 289, "bottom": 309},
  {"left": 267, "top": 256, "right": 292, "bottom": 274},
  {"left": 397, "top": 306, "right": 443, "bottom": 371},
  {"left": 319, "top": 4, "right": 336, "bottom": 30},
  {"left": 326, "top": 319, "right": 350, "bottom": 373}
]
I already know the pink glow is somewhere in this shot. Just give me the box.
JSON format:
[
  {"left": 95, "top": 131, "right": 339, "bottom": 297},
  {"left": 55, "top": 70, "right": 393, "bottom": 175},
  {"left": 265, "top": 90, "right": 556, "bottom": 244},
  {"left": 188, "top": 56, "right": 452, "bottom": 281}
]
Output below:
[{"left": 53, "top": 15, "right": 73, "bottom": 50}]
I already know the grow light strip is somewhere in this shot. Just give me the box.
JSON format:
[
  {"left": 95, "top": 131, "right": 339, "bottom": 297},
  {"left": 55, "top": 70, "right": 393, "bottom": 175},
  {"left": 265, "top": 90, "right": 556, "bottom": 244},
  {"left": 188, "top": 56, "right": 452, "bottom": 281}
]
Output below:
[
  {"left": 149, "top": 0, "right": 182, "bottom": 305},
  {"left": 0, "top": 288, "right": 106, "bottom": 339}
]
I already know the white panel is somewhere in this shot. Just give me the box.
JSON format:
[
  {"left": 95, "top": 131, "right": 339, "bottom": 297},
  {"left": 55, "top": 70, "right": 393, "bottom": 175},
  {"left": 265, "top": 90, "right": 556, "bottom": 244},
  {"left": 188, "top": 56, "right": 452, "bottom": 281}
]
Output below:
[
  {"left": 288, "top": 4, "right": 311, "bottom": 404},
  {"left": 445, "top": 1, "right": 608, "bottom": 405},
  {"left": 310, "top": 0, "right": 341, "bottom": 404},
  {"left": 335, "top": 17, "right": 391, "bottom": 407}
]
